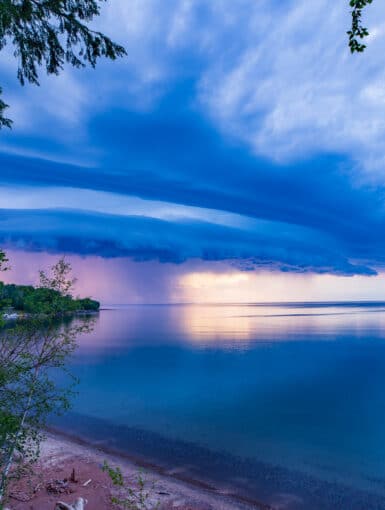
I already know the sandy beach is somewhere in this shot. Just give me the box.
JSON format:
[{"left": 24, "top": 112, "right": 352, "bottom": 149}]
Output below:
[{"left": 6, "top": 433, "right": 268, "bottom": 510}]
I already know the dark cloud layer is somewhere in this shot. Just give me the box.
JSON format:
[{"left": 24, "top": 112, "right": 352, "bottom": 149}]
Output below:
[
  {"left": 0, "top": 208, "right": 376, "bottom": 276},
  {"left": 0, "top": 84, "right": 384, "bottom": 275}
]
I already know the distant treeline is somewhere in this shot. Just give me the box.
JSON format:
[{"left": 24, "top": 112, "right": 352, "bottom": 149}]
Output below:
[{"left": 0, "top": 282, "right": 100, "bottom": 315}]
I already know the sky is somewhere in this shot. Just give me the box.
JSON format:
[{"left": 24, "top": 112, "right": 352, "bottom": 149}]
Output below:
[{"left": 1, "top": 0, "right": 385, "bottom": 304}]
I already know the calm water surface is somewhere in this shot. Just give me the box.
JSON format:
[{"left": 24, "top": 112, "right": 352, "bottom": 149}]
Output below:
[{"left": 52, "top": 303, "right": 385, "bottom": 509}]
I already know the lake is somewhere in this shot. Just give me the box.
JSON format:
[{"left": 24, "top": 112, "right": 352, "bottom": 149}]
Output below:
[{"left": 51, "top": 303, "right": 385, "bottom": 509}]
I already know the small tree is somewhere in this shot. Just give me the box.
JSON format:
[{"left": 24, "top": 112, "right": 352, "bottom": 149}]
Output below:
[
  {"left": 39, "top": 257, "right": 77, "bottom": 297},
  {"left": 0, "top": 316, "right": 94, "bottom": 507},
  {"left": 102, "top": 463, "right": 159, "bottom": 510},
  {"left": 0, "top": 252, "right": 96, "bottom": 507}
]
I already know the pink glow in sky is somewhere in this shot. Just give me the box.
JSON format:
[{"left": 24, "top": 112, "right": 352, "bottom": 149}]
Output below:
[{"left": 2, "top": 250, "right": 385, "bottom": 305}]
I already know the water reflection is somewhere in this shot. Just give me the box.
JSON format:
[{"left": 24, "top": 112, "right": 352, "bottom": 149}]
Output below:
[
  {"left": 76, "top": 303, "right": 385, "bottom": 353},
  {"left": 54, "top": 303, "right": 385, "bottom": 504}
]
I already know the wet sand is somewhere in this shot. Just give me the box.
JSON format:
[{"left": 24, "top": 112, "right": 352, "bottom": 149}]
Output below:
[
  {"left": 47, "top": 414, "right": 385, "bottom": 510},
  {"left": 7, "top": 433, "right": 263, "bottom": 510},
  {"left": 7, "top": 429, "right": 385, "bottom": 510}
]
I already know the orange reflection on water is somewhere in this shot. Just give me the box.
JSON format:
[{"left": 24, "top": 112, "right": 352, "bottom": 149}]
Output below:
[
  {"left": 73, "top": 303, "right": 385, "bottom": 357},
  {"left": 176, "top": 302, "right": 385, "bottom": 346},
  {"left": 178, "top": 304, "right": 256, "bottom": 343}
]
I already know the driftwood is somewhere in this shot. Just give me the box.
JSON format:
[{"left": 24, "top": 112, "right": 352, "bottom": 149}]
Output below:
[{"left": 55, "top": 497, "right": 87, "bottom": 510}]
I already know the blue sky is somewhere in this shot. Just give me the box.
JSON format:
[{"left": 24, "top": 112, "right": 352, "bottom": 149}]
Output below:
[{"left": 1, "top": 0, "right": 385, "bottom": 303}]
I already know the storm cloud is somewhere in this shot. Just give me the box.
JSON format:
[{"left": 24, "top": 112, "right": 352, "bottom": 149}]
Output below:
[{"left": 1, "top": 0, "right": 385, "bottom": 279}]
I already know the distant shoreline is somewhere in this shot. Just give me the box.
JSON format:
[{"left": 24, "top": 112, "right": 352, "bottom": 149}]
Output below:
[
  {"left": 100, "top": 300, "right": 385, "bottom": 308},
  {"left": 2, "top": 309, "right": 99, "bottom": 321}
]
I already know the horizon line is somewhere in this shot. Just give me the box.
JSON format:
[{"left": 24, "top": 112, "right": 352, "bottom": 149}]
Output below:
[{"left": 100, "top": 299, "right": 385, "bottom": 307}]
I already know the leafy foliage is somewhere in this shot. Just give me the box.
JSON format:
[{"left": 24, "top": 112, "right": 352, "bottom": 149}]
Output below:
[
  {"left": 0, "top": 283, "right": 100, "bottom": 314},
  {"left": 0, "top": 252, "right": 9, "bottom": 273},
  {"left": 0, "top": 0, "right": 126, "bottom": 128},
  {"left": 348, "top": 0, "right": 373, "bottom": 53},
  {"left": 39, "top": 257, "right": 77, "bottom": 296},
  {"left": 103, "top": 462, "right": 159, "bottom": 510},
  {"left": 0, "top": 258, "right": 99, "bottom": 315},
  {"left": 0, "top": 250, "right": 97, "bottom": 506},
  {"left": 0, "top": 89, "right": 11, "bottom": 129},
  {"left": 0, "top": 315, "right": 95, "bottom": 506}
]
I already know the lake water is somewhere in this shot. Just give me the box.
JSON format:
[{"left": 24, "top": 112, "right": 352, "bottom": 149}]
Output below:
[{"left": 51, "top": 303, "right": 385, "bottom": 509}]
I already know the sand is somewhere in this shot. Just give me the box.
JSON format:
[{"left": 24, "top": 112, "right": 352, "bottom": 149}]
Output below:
[{"left": 5, "top": 433, "right": 266, "bottom": 510}]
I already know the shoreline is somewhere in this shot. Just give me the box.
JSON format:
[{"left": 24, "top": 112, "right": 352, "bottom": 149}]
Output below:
[
  {"left": 7, "top": 431, "right": 265, "bottom": 510},
  {"left": 46, "top": 427, "right": 272, "bottom": 510},
  {"left": 2, "top": 310, "right": 99, "bottom": 321},
  {"left": 7, "top": 423, "right": 385, "bottom": 509},
  {"left": 45, "top": 418, "right": 385, "bottom": 510}
]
